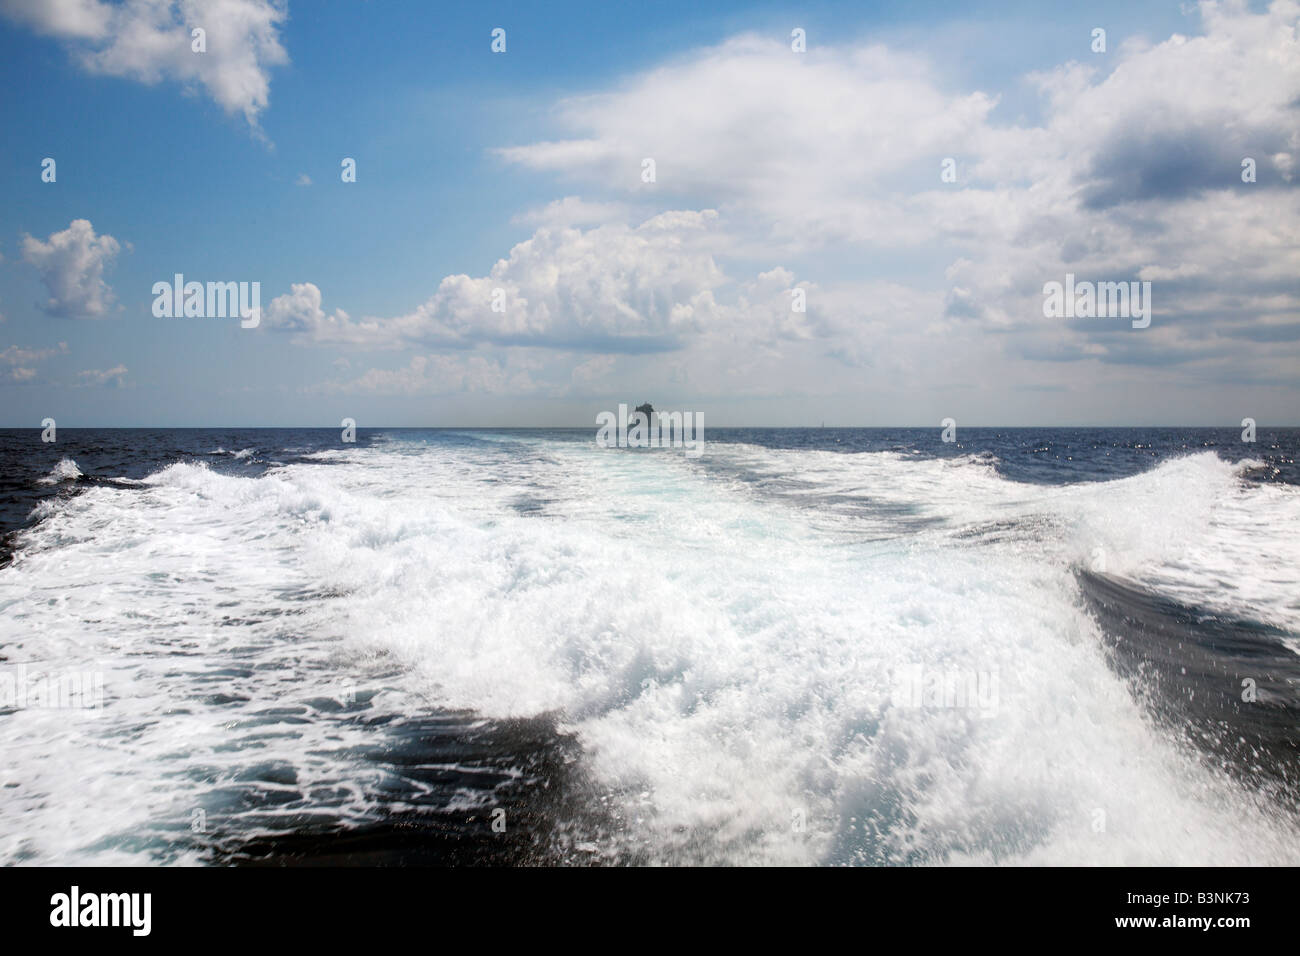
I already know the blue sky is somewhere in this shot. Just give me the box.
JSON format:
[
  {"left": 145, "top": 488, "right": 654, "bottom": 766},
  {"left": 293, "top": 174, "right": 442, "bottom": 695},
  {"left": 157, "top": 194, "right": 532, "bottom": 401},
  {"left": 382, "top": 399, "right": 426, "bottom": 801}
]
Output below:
[{"left": 0, "top": 0, "right": 1296, "bottom": 425}]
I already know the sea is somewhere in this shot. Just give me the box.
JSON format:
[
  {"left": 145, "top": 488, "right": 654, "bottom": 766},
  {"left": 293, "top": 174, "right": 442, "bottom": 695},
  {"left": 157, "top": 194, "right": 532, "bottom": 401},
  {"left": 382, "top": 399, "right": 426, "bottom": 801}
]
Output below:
[{"left": 0, "top": 426, "right": 1297, "bottom": 865}]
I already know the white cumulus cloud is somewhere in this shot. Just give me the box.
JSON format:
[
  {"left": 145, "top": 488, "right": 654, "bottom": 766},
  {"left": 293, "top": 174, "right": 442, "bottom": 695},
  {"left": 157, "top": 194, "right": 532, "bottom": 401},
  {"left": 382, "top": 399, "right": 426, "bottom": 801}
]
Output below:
[
  {"left": 21, "top": 219, "right": 123, "bottom": 318},
  {"left": 0, "top": 0, "right": 289, "bottom": 128}
]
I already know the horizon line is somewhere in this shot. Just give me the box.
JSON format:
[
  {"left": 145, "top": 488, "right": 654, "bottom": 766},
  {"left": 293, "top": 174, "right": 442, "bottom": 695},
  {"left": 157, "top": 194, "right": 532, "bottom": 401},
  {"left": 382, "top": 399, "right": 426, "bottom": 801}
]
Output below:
[{"left": 3, "top": 424, "right": 1296, "bottom": 430}]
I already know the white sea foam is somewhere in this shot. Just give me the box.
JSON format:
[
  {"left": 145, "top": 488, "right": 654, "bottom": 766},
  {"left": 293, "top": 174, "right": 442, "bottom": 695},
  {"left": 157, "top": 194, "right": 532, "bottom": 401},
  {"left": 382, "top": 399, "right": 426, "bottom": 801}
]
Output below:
[
  {"left": 35, "top": 457, "right": 82, "bottom": 485},
  {"left": 0, "top": 439, "right": 1296, "bottom": 865}
]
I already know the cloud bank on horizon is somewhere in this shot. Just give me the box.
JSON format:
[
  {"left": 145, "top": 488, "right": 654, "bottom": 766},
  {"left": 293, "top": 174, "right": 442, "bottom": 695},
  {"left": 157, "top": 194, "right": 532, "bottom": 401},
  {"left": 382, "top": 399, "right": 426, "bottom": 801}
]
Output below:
[{"left": 0, "top": 0, "right": 1296, "bottom": 424}]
